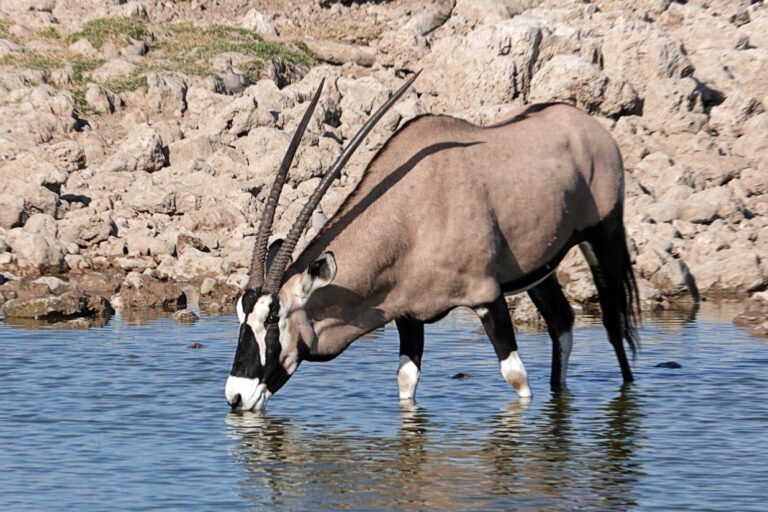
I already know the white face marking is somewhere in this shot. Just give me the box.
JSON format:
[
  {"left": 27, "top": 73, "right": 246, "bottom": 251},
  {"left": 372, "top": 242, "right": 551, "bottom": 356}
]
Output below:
[
  {"left": 500, "top": 351, "right": 532, "bottom": 399},
  {"left": 397, "top": 355, "right": 421, "bottom": 401},
  {"left": 236, "top": 296, "right": 245, "bottom": 323},
  {"left": 225, "top": 376, "right": 272, "bottom": 411},
  {"left": 559, "top": 330, "right": 573, "bottom": 386},
  {"left": 244, "top": 295, "right": 273, "bottom": 366}
]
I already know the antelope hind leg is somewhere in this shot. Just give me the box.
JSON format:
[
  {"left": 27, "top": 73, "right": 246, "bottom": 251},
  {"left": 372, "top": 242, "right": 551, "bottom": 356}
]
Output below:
[{"left": 527, "top": 274, "right": 575, "bottom": 392}]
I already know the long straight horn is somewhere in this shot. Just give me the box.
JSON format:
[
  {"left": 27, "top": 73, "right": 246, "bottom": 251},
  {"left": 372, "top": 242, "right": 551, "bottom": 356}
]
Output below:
[
  {"left": 264, "top": 71, "right": 421, "bottom": 293},
  {"left": 248, "top": 78, "right": 325, "bottom": 290}
]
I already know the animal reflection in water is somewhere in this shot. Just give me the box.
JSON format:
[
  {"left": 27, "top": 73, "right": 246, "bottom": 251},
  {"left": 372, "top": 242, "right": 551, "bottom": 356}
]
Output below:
[
  {"left": 225, "top": 70, "right": 640, "bottom": 411},
  {"left": 225, "top": 388, "right": 644, "bottom": 511}
]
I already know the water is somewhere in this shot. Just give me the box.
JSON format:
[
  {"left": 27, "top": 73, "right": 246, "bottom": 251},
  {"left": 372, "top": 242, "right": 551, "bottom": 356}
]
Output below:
[{"left": 1, "top": 305, "right": 766, "bottom": 511}]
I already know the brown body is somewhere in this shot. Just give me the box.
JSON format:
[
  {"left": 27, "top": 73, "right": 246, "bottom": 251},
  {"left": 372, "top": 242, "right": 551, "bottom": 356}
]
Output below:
[
  {"left": 286, "top": 104, "right": 624, "bottom": 359},
  {"left": 227, "top": 79, "right": 639, "bottom": 412}
]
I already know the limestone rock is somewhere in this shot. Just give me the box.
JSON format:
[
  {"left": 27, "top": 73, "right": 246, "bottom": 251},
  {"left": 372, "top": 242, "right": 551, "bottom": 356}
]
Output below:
[
  {"left": 58, "top": 212, "right": 115, "bottom": 248},
  {"left": 6, "top": 229, "right": 66, "bottom": 274},
  {"left": 642, "top": 77, "right": 707, "bottom": 134},
  {"left": 529, "top": 54, "right": 640, "bottom": 117},
  {"left": 172, "top": 309, "right": 199, "bottom": 323},
  {"left": 102, "top": 124, "right": 167, "bottom": 173},
  {"left": 124, "top": 181, "right": 176, "bottom": 214},
  {"left": 2, "top": 291, "right": 113, "bottom": 319},
  {"left": 239, "top": 9, "right": 278, "bottom": 37},
  {"left": 23, "top": 213, "right": 57, "bottom": 238},
  {"left": 90, "top": 58, "right": 133, "bottom": 82},
  {"left": 85, "top": 83, "right": 120, "bottom": 114},
  {"left": 0, "top": 194, "right": 25, "bottom": 229},
  {"left": 118, "top": 272, "right": 187, "bottom": 310},
  {"left": 602, "top": 19, "right": 693, "bottom": 97},
  {"left": 145, "top": 73, "right": 187, "bottom": 115},
  {"left": 651, "top": 258, "right": 698, "bottom": 299}
]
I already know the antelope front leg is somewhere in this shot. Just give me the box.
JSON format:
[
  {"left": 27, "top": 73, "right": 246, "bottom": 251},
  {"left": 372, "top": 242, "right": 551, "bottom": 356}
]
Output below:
[
  {"left": 475, "top": 297, "right": 532, "bottom": 399},
  {"left": 395, "top": 317, "right": 424, "bottom": 401}
]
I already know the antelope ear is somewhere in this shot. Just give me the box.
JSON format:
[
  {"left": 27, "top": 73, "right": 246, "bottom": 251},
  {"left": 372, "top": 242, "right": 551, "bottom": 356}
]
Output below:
[{"left": 300, "top": 252, "right": 336, "bottom": 297}]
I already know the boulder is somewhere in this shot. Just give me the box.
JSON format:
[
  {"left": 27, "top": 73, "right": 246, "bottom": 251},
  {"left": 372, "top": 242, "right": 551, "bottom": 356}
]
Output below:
[
  {"left": 239, "top": 9, "right": 278, "bottom": 35},
  {"left": 125, "top": 234, "right": 175, "bottom": 257},
  {"left": 91, "top": 58, "right": 136, "bottom": 83},
  {"left": 2, "top": 292, "right": 113, "bottom": 319},
  {"left": 102, "top": 124, "right": 167, "bottom": 173},
  {"left": 124, "top": 181, "right": 176, "bottom": 214},
  {"left": 651, "top": 258, "right": 698, "bottom": 299},
  {"left": 167, "top": 135, "right": 218, "bottom": 173},
  {"left": 23, "top": 213, "right": 57, "bottom": 238},
  {"left": 117, "top": 272, "right": 187, "bottom": 310},
  {"left": 642, "top": 77, "right": 707, "bottom": 134},
  {"left": 602, "top": 19, "right": 693, "bottom": 96},
  {"left": 145, "top": 73, "right": 188, "bottom": 116},
  {"left": 0, "top": 194, "right": 25, "bottom": 229},
  {"left": 58, "top": 212, "right": 115, "bottom": 248},
  {"left": 158, "top": 247, "right": 230, "bottom": 281},
  {"left": 529, "top": 54, "right": 640, "bottom": 117},
  {"left": 688, "top": 249, "right": 766, "bottom": 293},
  {"left": 5, "top": 229, "right": 67, "bottom": 274},
  {"left": 172, "top": 309, "right": 199, "bottom": 323},
  {"left": 85, "top": 83, "right": 120, "bottom": 114}
]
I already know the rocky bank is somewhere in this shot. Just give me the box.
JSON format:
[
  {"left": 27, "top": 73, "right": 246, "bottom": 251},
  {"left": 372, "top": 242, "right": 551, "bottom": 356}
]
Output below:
[{"left": 1, "top": 0, "right": 767, "bottom": 333}]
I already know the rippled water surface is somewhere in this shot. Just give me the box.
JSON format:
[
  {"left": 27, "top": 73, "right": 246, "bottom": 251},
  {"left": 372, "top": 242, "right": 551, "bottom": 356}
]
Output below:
[{"left": 1, "top": 305, "right": 766, "bottom": 511}]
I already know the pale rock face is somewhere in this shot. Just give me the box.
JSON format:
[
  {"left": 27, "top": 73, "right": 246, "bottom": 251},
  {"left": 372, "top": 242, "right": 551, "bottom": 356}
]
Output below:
[
  {"left": 6, "top": 228, "right": 67, "bottom": 274},
  {"left": 0, "top": 194, "right": 25, "bottom": 230},
  {"left": 529, "top": 54, "right": 640, "bottom": 117},
  {"left": 601, "top": 19, "right": 694, "bottom": 97},
  {"left": 0, "top": 0, "right": 766, "bottom": 323},
  {"left": 102, "top": 124, "right": 167, "bottom": 173},
  {"left": 57, "top": 211, "right": 116, "bottom": 248},
  {"left": 23, "top": 213, "right": 57, "bottom": 239},
  {"left": 91, "top": 58, "right": 136, "bottom": 83},
  {"left": 239, "top": 9, "right": 278, "bottom": 37}
]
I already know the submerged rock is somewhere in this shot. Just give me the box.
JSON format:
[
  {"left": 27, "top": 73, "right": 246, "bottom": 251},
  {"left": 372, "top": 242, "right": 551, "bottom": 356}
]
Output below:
[
  {"left": 654, "top": 361, "right": 682, "bottom": 369},
  {"left": 172, "top": 309, "right": 199, "bottom": 323}
]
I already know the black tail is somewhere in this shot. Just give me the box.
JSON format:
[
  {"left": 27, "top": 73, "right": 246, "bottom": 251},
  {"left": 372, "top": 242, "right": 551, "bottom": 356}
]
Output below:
[{"left": 618, "top": 222, "right": 641, "bottom": 358}]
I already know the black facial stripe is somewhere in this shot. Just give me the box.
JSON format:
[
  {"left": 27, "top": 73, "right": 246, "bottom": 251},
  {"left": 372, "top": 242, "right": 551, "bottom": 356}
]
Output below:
[
  {"left": 240, "top": 288, "right": 259, "bottom": 316},
  {"left": 262, "top": 321, "right": 289, "bottom": 393},
  {"left": 230, "top": 322, "right": 263, "bottom": 379}
]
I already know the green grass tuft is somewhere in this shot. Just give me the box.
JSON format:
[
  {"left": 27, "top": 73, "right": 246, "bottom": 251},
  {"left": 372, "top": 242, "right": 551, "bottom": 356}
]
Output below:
[
  {"left": 72, "top": 87, "right": 101, "bottom": 115},
  {"left": 103, "top": 74, "right": 148, "bottom": 93},
  {"left": 66, "top": 17, "right": 148, "bottom": 49},
  {"left": 71, "top": 57, "right": 105, "bottom": 84},
  {"left": 38, "top": 27, "right": 61, "bottom": 40}
]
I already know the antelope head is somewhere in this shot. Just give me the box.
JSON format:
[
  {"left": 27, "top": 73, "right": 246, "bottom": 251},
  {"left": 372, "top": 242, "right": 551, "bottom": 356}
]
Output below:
[{"left": 226, "top": 73, "right": 420, "bottom": 411}]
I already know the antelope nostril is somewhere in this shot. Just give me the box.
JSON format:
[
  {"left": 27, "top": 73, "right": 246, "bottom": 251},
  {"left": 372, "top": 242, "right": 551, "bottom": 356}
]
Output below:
[{"left": 228, "top": 393, "right": 242, "bottom": 410}]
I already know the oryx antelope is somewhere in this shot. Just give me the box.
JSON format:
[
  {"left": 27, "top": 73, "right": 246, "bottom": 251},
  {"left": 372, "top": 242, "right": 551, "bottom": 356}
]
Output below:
[{"left": 226, "top": 73, "right": 639, "bottom": 411}]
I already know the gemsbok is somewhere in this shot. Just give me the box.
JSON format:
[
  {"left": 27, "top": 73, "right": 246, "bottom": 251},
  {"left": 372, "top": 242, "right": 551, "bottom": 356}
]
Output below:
[{"left": 225, "top": 72, "right": 640, "bottom": 411}]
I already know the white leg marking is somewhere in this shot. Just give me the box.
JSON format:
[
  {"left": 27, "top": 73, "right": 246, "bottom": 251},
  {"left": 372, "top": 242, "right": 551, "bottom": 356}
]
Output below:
[
  {"left": 398, "top": 355, "right": 421, "bottom": 400},
  {"left": 500, "top": 351, "right": 532, "bottom": 398},
  {"left": 559, "top": 330, "right": 573, "bottom": 386}
]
